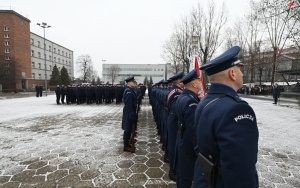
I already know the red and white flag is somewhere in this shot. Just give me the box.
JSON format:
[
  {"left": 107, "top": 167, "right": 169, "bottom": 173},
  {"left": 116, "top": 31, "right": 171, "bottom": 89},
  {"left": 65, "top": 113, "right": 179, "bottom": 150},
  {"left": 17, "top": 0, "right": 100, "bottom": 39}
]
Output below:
[
  {"left": 194, "top": 56, "right": 206, "bottom": 98},
  {"left": 288, "top": 1, "right": 295, "bottom": 8},
  {"left": 277, "top": 47, "right": 281, "bottom": 55}
]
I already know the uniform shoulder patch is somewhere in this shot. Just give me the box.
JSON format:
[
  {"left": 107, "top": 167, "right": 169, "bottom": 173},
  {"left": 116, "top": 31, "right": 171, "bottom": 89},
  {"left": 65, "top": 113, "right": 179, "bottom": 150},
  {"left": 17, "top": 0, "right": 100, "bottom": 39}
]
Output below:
[
  {"left": 189, "top": 103, "right": 198, "bottom": 107},
  {"left": 234, "top": 114, "right": 254, "bottom": 122}
]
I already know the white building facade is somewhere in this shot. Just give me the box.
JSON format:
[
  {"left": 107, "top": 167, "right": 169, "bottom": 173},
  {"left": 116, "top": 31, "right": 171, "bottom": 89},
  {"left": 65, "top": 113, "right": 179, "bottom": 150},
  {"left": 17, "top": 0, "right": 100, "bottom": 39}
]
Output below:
[
  {"left": 30, "top": 32, "right": 74, "bottom": 81},
  {"left": 102, "top": 63, "right": 173, "bottom": 84}
]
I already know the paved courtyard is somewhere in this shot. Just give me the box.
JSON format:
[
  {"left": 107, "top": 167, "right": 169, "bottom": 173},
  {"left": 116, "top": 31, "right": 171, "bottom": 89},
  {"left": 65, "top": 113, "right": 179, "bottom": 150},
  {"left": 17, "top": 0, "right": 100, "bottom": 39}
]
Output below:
[{"left": 0, "top": 94, "right": 299, "bottom": 188}]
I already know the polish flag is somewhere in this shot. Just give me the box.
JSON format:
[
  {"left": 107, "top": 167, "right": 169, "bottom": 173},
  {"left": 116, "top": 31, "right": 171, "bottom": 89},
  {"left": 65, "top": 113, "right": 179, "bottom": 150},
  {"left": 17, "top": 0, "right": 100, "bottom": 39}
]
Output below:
[
  {"left": 288, "top": 1, "right": 295, "bottom": 8},
  {"left": 277, "top": 47, "right": 281, "bottom": 55},
  {"left": 195, "top": 56, "right": 206, "bottom": 98}
]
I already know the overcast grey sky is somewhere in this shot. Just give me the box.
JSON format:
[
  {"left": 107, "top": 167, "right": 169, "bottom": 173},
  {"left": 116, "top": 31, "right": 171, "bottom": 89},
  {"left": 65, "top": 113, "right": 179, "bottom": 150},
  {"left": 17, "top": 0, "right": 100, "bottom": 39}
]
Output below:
[{"left": 1, "top": 0, "right": 250, "bottom": 76}]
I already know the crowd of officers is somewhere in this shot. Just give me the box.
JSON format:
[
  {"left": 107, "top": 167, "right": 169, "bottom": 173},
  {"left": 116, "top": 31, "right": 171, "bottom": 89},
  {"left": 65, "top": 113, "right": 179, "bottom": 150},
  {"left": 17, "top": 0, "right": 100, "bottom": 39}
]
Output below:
[
  {"left": 149, "top": 46, "right": 259, "bottom": 188},
  {"left": 35, "top": 85, "right": 44, "bottom": 97},
  {"left": 54, "top": 84, "right": 146, "bottom": 105}
]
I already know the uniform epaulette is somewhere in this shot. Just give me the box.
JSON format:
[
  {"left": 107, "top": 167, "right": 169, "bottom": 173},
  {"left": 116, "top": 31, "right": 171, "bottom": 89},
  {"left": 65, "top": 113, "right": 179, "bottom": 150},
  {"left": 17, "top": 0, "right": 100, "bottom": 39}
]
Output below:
[{"left": 225, "top": 93, "right": 247, "bottom": 104}]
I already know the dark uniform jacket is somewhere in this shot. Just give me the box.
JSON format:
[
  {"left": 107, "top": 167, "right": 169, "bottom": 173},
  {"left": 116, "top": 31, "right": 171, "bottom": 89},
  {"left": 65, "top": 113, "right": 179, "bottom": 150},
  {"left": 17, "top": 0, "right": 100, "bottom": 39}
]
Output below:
[
  {"left": 193, "top": 83, "right": 259, "bottom": 188},
  {"left": 166, "top": 85, "right": 183, "bottom": 167},
  {"left": 272, "top": 86, "right": 280, "bottom": 98},
  {"left": 122, "top": 86, "right": 137, "bottom": 131},
  {"left": 174, "top": 89, "right": 200, "bottom": 180}
]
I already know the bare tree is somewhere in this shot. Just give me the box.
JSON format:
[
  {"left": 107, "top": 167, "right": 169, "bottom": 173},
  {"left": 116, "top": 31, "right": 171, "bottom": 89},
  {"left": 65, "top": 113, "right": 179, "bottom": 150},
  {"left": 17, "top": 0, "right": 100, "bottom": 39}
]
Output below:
[
  {"left": 106, "top": 65, "right": 121, "bottom": 84},
  {"left": 162, "top": 0, "right": 227, "bottom": 74},
  {"left": 162, "top": 33, "right": 182, "bottom": 74},
  {"left": 244, "top": 0, "right": 264, "bottom": 82},
  {"left": 191, "top": 0, "right": 228, "bottom": 66},
  {"left": 76, "top": 54, "right": 94, "bottom": 83},
  {"left": 286, "top": 1, "right": 300, "bottom": 49},
  {"left": 258, "top": 0, "right": 298, "bottom": 84},
  {"left": 173, "top": 16, "right": 193, "bottom": 73}
]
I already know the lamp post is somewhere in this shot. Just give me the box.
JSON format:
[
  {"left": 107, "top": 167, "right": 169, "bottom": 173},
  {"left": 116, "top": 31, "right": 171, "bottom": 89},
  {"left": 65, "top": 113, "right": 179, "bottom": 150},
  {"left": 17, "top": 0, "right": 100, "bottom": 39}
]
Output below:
[
  {"left": 37, "top": 22, "right": 51, "bottom": 96},
  {"left": 102, "top": 60, "right": 106, "bottom": 84}
]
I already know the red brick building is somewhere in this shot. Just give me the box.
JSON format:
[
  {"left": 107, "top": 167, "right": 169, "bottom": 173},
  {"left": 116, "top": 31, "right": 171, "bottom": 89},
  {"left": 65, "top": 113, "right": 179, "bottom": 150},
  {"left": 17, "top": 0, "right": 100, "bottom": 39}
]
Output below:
[
  {"left": 0, "top": 10, "right": 31, "bottom": 92},
  {"left": 0, "top": 10, "right": 74, "bottom": 92}
]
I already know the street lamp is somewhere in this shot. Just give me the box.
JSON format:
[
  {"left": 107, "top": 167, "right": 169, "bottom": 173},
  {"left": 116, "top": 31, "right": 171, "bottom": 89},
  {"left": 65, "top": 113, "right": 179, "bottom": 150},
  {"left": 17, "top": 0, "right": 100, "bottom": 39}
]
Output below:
[
  {"left": 37, "top": 22, "right": 51, "bottom": 96},
  {"left": 102, "top": 60, "right": 106, "bottom": 84}
]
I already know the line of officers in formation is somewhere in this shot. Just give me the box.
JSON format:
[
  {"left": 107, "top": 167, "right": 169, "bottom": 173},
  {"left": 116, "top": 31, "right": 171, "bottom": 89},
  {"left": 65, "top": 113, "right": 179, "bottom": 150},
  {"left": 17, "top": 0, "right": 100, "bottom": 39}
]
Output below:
[
  {"left": 54, "top": 83, "right": 146, "bottom": 105},
  {"left": 147, "top": 46, "right": 259, "bottom": 188}
]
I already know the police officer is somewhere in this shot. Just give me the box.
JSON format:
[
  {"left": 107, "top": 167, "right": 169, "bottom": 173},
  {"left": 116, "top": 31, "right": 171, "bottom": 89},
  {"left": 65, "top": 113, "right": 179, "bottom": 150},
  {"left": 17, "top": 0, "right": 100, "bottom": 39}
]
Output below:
[
  {"left": 55, "top": 85, "right": 61, "bottom": 105},
  {"left": 122, "top": 76, "right": 138, "bottom": 152},
  {"left": 166, "top": 71, "right": 184, "bottom": 181},
  {"left": 272, "top": 83, "right": 280, "bottom": 104},
  {"left": 61, "top": 85, "right": 66, "bottom": 104},
  {"left": 174, "top": 69, "right": 201, "bottom": 188},
  {"left": 35, "top": 85, "right": 39, "bottom": 97},
  {"left": 193, "top": 46, "right": 259, "bottom": 188},
  {"left": 39, "top": 85, "right": 43, "bottom": 97}
]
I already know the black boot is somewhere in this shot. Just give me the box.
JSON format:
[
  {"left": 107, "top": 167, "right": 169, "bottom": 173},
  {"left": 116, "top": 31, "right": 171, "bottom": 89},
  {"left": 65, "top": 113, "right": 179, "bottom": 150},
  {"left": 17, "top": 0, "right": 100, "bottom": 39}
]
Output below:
[
  {"left": 169, "top": 167, "right": 176, "bottom": 181},
  {"left": 164, "top": 150, "right": 169, "bottom": 163},
  {"left": 124, "top": 141, "right": 132, "bottom": 152}
]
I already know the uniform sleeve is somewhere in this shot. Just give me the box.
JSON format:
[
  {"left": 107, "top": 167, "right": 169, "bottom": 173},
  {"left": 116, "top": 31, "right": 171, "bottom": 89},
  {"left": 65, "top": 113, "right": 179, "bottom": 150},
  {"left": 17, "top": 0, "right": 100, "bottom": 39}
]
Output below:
[
  {"left": 183, "top": 101, "right": 198, "bottom": 151},
  {"left": 216, "top": 103, "right": 259, "bottom": 188},
  {"left": 124, "top": 90, "right": 136, "bottom": 120}
]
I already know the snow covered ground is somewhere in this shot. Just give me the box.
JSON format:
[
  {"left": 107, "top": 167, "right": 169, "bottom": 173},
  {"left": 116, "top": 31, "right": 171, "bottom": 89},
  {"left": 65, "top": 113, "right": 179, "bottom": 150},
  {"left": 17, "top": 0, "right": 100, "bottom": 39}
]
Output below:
[{"left": 0, "top": 95, "right": 299, "bottom": 187}]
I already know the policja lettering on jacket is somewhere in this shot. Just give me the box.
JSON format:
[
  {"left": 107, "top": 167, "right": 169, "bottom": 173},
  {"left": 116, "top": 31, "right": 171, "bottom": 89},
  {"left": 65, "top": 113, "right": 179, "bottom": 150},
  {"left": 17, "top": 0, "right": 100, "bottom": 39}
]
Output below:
[{"left": 234, "top": 114, "right": 254, "bottom": 122}]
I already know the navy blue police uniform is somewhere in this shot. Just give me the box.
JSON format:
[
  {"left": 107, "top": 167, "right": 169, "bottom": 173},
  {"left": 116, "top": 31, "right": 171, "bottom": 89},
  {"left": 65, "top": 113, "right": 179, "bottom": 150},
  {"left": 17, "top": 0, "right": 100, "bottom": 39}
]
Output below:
[
  {"left": 193, "top": 46, "right": 259, "bottom": 188},
  {"left": 272, "top": 84, "right": 280, "bottom": 104},
  {"left": 55, "top": 85, "right": 61, "bottom": 105},
  {"left": 174, "top": 69, "right": 200, "bottom": 188},
  {"left": 166, "top": 71, "right": 184, "bottom": 181},
  {"left": 122, "top": 76, "right": 137, "bottom": 152}
]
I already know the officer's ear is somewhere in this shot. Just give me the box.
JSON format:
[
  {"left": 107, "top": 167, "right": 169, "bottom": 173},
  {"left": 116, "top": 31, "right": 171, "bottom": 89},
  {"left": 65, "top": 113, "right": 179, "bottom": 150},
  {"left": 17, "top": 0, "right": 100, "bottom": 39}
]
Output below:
[{"left": 228, "top": 68, "right": 237, "bottom": 81}]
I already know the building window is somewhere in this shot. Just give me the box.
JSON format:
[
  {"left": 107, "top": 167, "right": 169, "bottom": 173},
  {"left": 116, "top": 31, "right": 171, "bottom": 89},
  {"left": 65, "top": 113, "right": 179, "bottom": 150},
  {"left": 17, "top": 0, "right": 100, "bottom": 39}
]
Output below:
[
  {"left": 54, "top": 57, "right": 56, "bottom": 62},
  {"left": 38, "top": 52, "right": 41, "bottom": 58},
  {"left": 69, "top": 54, "right": 71, "bottom": 58},
  {"left": 4, "top": 41, "right": 9, "bottom": 46},
  {"left": 5, "top": 56, "right": 10, "bottom": 60},
  {"left": 4, "top": 34, "right": 9, "bottom": 38},
  {"left": 38, "top": 41, "right": 40, "bottom": 47},
  {"left": 32, "top": 73, "right": 35, "bottom": 79},
  {"left": 62, "top": 51, "right": 64, "bottom": 56},
  {"left": 31, "top": 38, "right": 34, "bottom": 45},
  {"left": 6, "top": 70, "right": 10, "bottom": 74},
  {"left": 58, "top": 58, "right": 60, "bottom": 63},
  {"left": 49, "top": 65, "right": 52, "bottom": 70},
  {"left": 54, "top": 48, "right": 56, "bottom": 53},
  {"left": 4, "top": 26, "right": 9, "bottom": 31},
  {"left": 62, "top": 59, "right": 64, "bottom": 64},
  {"left": 49, "top": 55, "right": 52, "bottom": 60},
  {"left": 66, "top": 52, "right": 68, "bottom": 57},
  {"left": 5, "top": 49, "right": 10, "bottom": 53},
  {"left": 5, "top": 63, "right": 9, "bottom": 67},
  {"left": 38, "top": 63, "right": 41, "bottom": 69},
  {"left": 38, "top": 74, "right": 41, "bottom": 79},
  {"left": 32, "top": 62, "right": 35, "bottom": 68},
  {"left": 31, "top": 50, "right": 34, "bottom": 57},
  {"left": 58, "top": 49, "right": 60, "bottom": 54},
  {"left": 49, "top": 45, "right": 51, "bottom": 51}
]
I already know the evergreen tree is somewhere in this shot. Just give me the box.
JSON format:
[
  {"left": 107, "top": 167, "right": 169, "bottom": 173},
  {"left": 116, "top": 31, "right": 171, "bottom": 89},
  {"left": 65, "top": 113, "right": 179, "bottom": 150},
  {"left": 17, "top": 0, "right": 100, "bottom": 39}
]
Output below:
[
  {"left": 91, "top": 77, "right": 96, "bottom": 85},
  {"left": 96, "top": 76, "right": 101, "bottom": 84},
  {"left": 143, "top": 76, "right": 149, "bottom": 85},
  {"left": 49, "top": 64, "right": 61, "bottom": 86},
  {"left": 149, "top": 76, "right": 153, "bottom": 84},
  {"left": 60, "top": 66, "right": 71, "bottom": 85}
]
